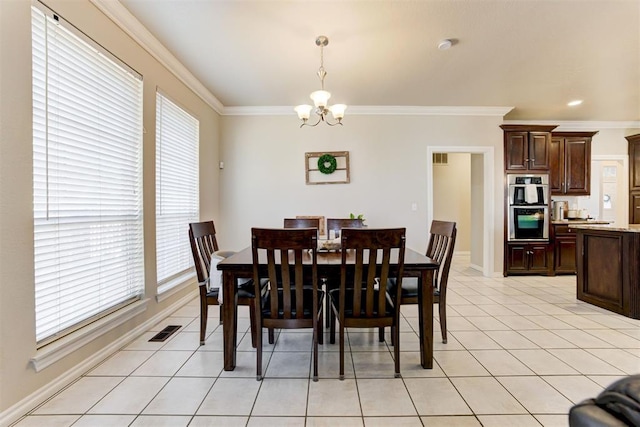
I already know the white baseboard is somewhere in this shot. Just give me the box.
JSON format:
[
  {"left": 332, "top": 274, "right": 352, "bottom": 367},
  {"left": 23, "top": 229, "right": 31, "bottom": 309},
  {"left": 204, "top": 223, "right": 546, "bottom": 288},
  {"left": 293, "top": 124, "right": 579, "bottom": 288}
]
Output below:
[
  {"left": 469, "top": 263, "right": 483, "bottom": 272},
  {"left": 0, "top": 291, "right": 197, "bottom": 427}
]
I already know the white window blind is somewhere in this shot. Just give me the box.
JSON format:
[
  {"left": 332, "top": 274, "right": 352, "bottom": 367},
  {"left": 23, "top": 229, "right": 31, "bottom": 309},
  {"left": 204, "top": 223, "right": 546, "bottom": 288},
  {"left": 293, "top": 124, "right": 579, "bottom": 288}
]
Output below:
[
  {"left": 32, "top": 4, "right": 144, "bottom": 343},
  {"left": 155, "top": 93, "right": 199, "bottom": 287}
]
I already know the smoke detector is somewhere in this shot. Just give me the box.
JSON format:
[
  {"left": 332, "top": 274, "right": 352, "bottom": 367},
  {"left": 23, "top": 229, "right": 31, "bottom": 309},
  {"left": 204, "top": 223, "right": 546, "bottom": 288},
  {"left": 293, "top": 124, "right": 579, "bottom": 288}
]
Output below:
[{"left": 437, "top": 39, "right": 453, "bottom": 50}]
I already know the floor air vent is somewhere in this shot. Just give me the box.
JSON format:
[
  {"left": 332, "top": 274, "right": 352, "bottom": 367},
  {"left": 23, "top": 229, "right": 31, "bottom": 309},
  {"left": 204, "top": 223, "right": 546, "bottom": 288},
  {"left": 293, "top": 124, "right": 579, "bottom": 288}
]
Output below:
[{"left": 149, "top": 325, "right": 181, "bottom": 342}]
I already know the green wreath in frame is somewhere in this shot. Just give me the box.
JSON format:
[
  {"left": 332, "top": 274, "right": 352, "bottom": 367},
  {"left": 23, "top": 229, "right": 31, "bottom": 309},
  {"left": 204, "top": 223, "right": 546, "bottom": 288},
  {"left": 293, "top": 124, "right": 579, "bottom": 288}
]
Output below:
[{"left": 317, "top": 153, "right": 337, "bottom": 174}]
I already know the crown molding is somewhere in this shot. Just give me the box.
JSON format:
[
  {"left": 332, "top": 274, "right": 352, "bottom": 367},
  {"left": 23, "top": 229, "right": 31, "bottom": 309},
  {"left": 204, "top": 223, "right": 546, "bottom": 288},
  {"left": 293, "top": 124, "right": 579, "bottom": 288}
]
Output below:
[
  {"left": 222, "top": 105, "right": 515, "bottom": 116},
  {"left": 90, "top": 0, "right": 224, "bottom": 113},
  {"left": 503, "top": 120, "right": 640, "bottom": 130}
]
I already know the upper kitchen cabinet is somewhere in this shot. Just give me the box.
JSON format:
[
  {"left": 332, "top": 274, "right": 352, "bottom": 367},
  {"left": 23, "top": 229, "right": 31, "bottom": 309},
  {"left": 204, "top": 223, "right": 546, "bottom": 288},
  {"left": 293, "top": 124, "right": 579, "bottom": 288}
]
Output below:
[
  {"left": 627, "top": 133, "right": 640, "bottom": 223},
  {"left": 628, "top": 134, "right": 640, "bottom": 191},
  {"left": 550, "top": 131, "right": 598, "bottom": 196},
  {"left": 501, "top": 125, "right": 557, "bottom": 171}
]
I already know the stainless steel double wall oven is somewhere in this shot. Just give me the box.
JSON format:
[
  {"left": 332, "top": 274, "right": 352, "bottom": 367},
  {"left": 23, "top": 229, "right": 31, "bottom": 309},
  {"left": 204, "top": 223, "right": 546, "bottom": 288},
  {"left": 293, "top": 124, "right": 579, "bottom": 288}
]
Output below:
[{"left": 507, "top": 174, "right": 550, "bottom": 241}]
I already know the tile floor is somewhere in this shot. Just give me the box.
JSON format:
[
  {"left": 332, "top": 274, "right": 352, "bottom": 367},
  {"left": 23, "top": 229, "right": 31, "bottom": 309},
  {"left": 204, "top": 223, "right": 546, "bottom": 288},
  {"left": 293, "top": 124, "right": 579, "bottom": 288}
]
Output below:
[{"left": 13, "top": 256, "right": 640, "bottom": 426}]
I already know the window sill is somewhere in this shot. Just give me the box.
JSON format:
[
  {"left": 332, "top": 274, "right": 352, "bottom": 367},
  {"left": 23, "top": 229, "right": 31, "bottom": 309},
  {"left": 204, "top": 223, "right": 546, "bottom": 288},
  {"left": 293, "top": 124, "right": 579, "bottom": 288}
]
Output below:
[
  {"left": 30, "top": 298, "right": 150, "bottom": 372},
  {"left": 156, "top": 271, "right": 197, "bottom": 303}
]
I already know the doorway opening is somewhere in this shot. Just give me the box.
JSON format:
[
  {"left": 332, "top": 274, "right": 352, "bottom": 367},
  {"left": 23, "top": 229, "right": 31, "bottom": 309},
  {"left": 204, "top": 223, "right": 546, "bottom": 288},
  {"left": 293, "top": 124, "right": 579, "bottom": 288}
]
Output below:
[
  {"left": 584, "top": 156, "right": 629, "bottom": 226},
  {"left": 427, "top": 146, "right": 494, "bottom": 277}
]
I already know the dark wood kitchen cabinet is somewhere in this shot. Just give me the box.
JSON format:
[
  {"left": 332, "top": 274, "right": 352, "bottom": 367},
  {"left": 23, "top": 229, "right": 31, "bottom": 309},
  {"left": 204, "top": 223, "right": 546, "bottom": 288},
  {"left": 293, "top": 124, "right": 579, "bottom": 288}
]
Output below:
[
  {"left": 575, "top": 226, "right": 640, "bottom": 319},
  {"left": 501, "top": 125, "right": 557, "bottom": 171},
  {"left": 551, "top": 223, "right": 577, "bottom": 274},
  {"left": 505, "top": 242, "right": 551, "bottom": 275},
  {"left": 628, "top": 134, "right": 640, "bottom": 224},
  {"left": 550, "top": 131, "right": 597, "bottom": 196}
]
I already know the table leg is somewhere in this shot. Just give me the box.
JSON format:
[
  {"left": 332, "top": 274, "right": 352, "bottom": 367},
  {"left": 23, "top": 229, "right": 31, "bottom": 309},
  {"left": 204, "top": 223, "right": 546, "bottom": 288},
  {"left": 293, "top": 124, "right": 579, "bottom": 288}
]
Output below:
[
  {"left": 418, "top": 269, "right": 434, "bottom": 369},
  {"left": 222, "top": 270, "right": 237, "bottom": 371}
]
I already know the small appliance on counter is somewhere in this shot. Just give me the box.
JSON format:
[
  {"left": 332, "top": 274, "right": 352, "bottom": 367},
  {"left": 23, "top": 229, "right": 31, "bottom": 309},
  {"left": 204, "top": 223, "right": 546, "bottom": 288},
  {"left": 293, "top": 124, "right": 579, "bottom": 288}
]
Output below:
[{"left": 552, "top": 200, "right": 568, "bottom": 220}]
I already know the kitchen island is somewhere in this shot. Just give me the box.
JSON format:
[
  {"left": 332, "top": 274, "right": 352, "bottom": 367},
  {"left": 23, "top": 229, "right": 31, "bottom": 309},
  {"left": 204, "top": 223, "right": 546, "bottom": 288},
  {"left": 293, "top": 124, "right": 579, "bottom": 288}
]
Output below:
[{"left": 571, "top": 224, "right": 640, "bottom": 319}]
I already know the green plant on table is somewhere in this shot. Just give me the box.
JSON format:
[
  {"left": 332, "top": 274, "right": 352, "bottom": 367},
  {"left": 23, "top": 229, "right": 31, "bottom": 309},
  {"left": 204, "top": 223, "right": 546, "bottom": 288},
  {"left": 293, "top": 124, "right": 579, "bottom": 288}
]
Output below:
[{"left": 349, "top": 213, "right": 365, "bottom": 224}]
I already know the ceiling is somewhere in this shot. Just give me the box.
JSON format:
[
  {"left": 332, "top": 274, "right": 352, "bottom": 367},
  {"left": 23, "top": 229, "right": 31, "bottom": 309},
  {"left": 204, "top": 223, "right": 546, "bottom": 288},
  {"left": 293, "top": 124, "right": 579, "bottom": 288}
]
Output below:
[{"left": 116, "top": 0, "right": 640, "bottom": 122}]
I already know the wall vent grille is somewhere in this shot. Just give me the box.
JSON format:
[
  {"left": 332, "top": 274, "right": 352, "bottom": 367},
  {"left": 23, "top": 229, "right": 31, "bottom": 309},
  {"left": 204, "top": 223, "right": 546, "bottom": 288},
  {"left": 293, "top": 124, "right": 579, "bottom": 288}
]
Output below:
[{"left": 433, "top": 152, "right": 448, "bottom": 165}]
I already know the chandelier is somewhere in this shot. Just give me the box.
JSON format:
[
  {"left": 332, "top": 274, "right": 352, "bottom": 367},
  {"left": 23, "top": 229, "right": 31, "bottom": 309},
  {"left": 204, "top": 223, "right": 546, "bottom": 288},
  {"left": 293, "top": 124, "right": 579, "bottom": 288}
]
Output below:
[{"left": 294, "top": 35, "right": 346, "bottom": 127}]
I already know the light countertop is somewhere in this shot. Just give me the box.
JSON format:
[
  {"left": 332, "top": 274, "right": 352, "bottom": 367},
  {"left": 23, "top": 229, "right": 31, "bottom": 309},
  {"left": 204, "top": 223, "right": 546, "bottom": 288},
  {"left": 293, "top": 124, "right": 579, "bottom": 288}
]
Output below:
[{"left": 568, "top": 223, "right": 640, "bottom": 233}]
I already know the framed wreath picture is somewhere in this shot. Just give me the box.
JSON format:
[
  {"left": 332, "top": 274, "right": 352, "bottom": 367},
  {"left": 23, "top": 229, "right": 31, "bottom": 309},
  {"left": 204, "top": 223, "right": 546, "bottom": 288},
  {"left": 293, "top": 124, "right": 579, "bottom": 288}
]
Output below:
[{"left": 305, "top": 151, "right": 350, "bottom": 185}]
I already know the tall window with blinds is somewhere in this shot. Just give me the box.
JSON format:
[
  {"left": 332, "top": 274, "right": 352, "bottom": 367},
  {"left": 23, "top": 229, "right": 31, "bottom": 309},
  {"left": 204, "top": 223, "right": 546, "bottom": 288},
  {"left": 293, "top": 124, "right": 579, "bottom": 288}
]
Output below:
[
  {"left": 155, "top": 93, "right": 199, "bottom": 290},
  {"left": 31, "top": 4, "right": 144, "bottom": 344}
]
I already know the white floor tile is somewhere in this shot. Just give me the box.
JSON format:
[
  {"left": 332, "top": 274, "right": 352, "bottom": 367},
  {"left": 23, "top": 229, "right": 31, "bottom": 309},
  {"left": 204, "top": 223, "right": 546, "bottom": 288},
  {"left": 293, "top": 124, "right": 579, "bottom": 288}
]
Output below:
[
  {"left": 264, "top": 351, "right": 311, "bottom": 378},
  {"left": 419, "top": 416, "right": 481, "bottom": 427},
  {"left": 71, "top": 414, "right": 136, "bottom": 426},
  {"left": 307, "top": 379, "right": 361, "bottom": 417},
  {"left": 484, "top": 330, "right": 539, "bottom": 349},
  {"left": 176, "top": 351, "right": 224, "bottom": 377},
  {"left": 404, "top": 378, "right": 471, "bottom": 415},
  {"left": 542, "top": 375, "right": 604, "bottom": 403},
  {"left": 517, "top": 330, "right": 577, "bottom": 349},
  {"left": 364, "top": 416, "right": 423, "bottom": 426},
  {"left": 477, "top": 414, "right": 543, "bottom": 427},
  {"left": 307, "top": 417, "right": 363, "bottom": 427},
  {"left": 434, "top": 350, "right": 490, "bottom": 377},
  {"left": 34, "top": 377, "right": 123, "bottom": 414},
  {"left": 547, "top": 349, "right": 624, "bottom": 375},
  {"left": 188, "top": 416, "right": 249, "bottom": 426},
  {"left": 142, "top": 377, "right": 214, "bottom": 415},
  {"left": 87, "top": 350, "right": 155, "bottom": 376},
  {"left": 358, "top": 379, "right": 416, "bottom": 416},
  {"left": 509, "top": 349, "right": 578, "bottom": 375},
  {"left": 88, "top": 377, "right": 169, "bottom": 414},
  {"left": 497, "top": 376, "right": 573, "bottom": 414},
  {"left": 585, "top": 348, "right": 640, "bottom": 375},
  {"left": 130, "top": 415, "right": 191, "bottom": 426},
  {"left": 197, "top": 378, "right": 260, "bottom": 415},
  {"left": 252, "top": 378, "right": 309, "bottom": 416},
  {"left": 470, "top": 350, "right": 535, "bottom": 376},
  {"left": 451, "top": 377, "right": 526, "bottom": 415},
  {"left": 12, "top": 415, "right": 80, "bottom": 427},
  {"left": 131, "top": 350, "right": 194, "bottom": 376},
  {"left": 450, "top": 331, "right": 502, "bottom": 350},
  {"left": 246, "top": 416, "right": 306, "bottom": 427}
]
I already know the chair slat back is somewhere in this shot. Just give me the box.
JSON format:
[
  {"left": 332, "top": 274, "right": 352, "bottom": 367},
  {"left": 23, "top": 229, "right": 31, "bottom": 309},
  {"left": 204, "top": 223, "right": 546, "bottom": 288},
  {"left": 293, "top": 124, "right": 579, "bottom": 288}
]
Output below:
[
  {"left": 252, "top": 228, "right": 318, "bottom": 320},
  {"left": 340, "top": 228, "right": 406, "bottom": 318},
  {"left": 425, "top": 220, "right": 457, "bottom": 292},
  {"left": 326, "top": 218, "right": 364, "bottom": 235},
  {"left": 284, "top": 218, "right": 320, "bottom": 229},
  {"left": 189, "top": 221, "right": 219, "bottom": 283}
]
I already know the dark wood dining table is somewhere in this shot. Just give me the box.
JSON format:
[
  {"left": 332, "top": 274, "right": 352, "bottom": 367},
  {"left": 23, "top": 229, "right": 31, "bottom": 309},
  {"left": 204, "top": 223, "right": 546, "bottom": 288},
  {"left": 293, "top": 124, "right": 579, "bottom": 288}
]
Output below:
[{"left": 217, "top": 246, "right": 439, "bottom": 371}]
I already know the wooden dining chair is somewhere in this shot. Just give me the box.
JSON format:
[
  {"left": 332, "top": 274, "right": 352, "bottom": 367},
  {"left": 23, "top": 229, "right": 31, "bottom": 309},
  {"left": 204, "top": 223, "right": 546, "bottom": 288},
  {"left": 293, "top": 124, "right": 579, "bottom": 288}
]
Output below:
[
  {"left": 189, "top": 221, "right": 258, "bottom": 346},
  {"left": 284, "top": 217, "right": 321, "bottom": 229},
  {"left": 329, "top": 228, "right": 406, "bottom": 379},
  {"left": 387, "top": 220, "right": 457, "bottom": 344},
  {"left": 326, "top": 218, "right": 364, "bottom": 237},
  {"left": 251, "top": 227, "right": 324, "bottom": 381}
]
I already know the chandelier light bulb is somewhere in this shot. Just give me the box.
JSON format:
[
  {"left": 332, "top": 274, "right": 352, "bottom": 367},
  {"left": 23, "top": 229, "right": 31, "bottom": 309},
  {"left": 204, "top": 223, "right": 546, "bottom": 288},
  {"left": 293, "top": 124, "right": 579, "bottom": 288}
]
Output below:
[
  {"left": 310, "top": 90, "right": 331, "bottom": 109},
  {"left": 295, "top": 104, "right": 313, "bottom": 120},
  {"left": 329, "top": 104, "right": 347, "bottom": 119}
]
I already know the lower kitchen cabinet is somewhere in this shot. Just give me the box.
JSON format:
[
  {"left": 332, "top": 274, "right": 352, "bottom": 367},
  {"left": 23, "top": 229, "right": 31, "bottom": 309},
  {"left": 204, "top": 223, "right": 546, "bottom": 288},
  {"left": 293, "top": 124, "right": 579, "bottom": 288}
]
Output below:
[
  {"left": 505, "top": 242, "right": 551, "bottom": 275},
  {"left": 552, "top": 224, "right": 577, "bottom": 274}
]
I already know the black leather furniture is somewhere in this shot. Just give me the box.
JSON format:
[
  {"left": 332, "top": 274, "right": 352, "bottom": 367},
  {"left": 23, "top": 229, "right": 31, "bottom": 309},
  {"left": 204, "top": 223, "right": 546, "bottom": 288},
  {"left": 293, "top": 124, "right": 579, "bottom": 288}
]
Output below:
[{"left": 569, "top": 375, "right": 640, "bottom": 427}]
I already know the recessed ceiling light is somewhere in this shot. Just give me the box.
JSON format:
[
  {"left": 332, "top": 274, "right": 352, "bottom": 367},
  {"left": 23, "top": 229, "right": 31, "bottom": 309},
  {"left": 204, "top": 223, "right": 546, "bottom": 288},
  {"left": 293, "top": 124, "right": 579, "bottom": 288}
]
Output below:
[
  {"left": 568, "top": 100, "right": 583, "bottom": 107},
  {"left": 437, "top": 39, "right": 453, "bottom": 50}
]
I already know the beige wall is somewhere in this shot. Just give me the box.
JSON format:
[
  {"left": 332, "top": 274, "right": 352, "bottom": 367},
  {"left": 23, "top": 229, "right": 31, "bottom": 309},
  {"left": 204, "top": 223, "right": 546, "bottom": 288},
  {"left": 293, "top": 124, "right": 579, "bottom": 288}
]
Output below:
[
  {"left": 470, "top": 154, "right": 485, "bottom": 269},
  {"left": 218, "top": 114, "right": 506, "bottom": 265},
  {"left": 0, "top": 0, "right": 219, "bottom": 415},
  {"left": 433, "top": 153, "right": 471, "bottom": 252}
]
